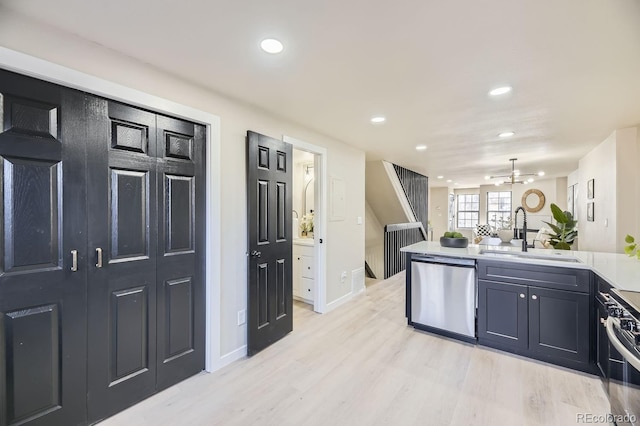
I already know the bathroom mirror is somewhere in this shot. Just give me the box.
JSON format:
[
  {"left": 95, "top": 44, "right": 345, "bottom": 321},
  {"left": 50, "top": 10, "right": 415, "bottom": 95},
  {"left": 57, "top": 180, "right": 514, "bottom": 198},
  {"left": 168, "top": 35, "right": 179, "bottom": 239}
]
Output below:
[{"left": 303, "top": 163, "right": 314, "bottom": 215}]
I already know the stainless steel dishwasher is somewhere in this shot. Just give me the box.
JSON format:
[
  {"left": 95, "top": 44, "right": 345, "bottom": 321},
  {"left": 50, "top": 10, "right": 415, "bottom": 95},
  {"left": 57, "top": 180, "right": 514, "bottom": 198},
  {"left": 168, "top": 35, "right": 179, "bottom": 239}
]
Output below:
[{"left": 410, "top": 255, "right": 477, "bottom": 342}]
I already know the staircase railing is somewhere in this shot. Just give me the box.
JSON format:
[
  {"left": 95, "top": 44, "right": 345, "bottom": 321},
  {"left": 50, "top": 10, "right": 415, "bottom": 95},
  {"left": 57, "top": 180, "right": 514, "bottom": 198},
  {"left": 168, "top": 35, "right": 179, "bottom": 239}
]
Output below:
[
  {"left": 392, "top": 164, "right": 428, "bottom": 239},
  {"left": 384, "top": 222, "right": 425, "bottom": 278}
]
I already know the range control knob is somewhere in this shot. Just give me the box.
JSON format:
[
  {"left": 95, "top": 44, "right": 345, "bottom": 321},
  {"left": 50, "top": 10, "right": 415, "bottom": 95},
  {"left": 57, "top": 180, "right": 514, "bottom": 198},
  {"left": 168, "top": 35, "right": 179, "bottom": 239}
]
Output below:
[
  {"left": 608, "top": 306, "right": 624, "bottom": 317},
  {"left": 620, "top": 318, "right": 637, "bottom": 331}
]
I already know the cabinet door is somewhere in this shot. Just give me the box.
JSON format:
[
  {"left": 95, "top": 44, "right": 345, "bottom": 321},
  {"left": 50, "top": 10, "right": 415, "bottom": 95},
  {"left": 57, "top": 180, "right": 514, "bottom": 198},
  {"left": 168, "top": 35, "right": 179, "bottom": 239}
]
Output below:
[
  {"left": 528, "top": 286, "right": 590, "bottom": 363},
  {"left": 478, "top": 280, "right": 528, "bottom": 350},
  {"left": 292, "top": 250, "right": 302, "bottom": 298}
]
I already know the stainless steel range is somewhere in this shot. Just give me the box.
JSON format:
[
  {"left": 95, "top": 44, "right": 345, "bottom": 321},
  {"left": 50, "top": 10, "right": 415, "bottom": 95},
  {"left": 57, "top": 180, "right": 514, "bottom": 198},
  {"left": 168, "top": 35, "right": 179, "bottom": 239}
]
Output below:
[{"left": 605, "top": 289, "right": 640, "bottom": 425}]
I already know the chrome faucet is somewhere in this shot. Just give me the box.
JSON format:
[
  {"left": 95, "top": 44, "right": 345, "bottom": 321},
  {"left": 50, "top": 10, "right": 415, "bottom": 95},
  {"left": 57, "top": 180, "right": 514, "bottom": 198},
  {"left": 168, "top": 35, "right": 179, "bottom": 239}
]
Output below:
[{"left": 514, "top": 206, "right": 535, "bottom": 252}]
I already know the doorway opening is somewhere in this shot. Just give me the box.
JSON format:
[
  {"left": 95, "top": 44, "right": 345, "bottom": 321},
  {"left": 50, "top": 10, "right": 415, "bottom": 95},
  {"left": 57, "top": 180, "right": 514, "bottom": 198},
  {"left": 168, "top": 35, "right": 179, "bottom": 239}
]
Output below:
[{"left": 285, "top": 135, "right": 327, "bottom": 315}]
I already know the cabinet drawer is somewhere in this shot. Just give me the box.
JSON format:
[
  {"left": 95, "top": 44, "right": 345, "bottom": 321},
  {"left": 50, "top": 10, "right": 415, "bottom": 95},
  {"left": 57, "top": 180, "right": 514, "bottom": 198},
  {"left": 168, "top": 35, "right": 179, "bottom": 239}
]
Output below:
[
  {"left": 302, "top": 277, "right": 314, "bottom": 299},
  {"left": 301, "top": 256, "right": 313, "bottom": 278},
  {"left": 477, "top": 260, "right": 591, "bottom": 293}
]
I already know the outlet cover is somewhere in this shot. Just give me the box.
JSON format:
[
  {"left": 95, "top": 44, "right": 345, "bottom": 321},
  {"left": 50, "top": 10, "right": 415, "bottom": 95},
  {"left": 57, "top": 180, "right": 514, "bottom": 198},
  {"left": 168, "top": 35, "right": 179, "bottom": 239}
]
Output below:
[
  {"left": 237, "top": 309, "right": 246, "bottom": 326},
  {"left": 340, "top": 271, "right": 347, "bottom": 282}
]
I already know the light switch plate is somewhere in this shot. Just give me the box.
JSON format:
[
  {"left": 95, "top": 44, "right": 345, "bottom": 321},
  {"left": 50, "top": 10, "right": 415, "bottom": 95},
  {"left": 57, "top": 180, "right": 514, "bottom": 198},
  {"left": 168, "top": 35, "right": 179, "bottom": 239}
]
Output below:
[{"left": 237, "top": 309, "right": 246, "bottom": 326}]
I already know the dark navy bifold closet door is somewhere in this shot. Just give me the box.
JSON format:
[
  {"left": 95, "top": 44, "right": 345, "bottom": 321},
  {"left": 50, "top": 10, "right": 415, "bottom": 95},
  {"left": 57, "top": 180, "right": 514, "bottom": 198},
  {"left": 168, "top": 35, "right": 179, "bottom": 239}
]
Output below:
[
  {"left": 86, "top": 100, "right": 159, "bottom": 423},
  {"left": 0, "top": 69, "right": 88, "bottom": 426}
]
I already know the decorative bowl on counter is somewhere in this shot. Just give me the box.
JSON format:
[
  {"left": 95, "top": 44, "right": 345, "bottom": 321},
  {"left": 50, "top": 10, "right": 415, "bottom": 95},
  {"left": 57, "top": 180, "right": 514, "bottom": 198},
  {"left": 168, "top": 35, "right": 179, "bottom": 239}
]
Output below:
[{"left": 440, "top": 237, "right": 469, "bottom": 248}]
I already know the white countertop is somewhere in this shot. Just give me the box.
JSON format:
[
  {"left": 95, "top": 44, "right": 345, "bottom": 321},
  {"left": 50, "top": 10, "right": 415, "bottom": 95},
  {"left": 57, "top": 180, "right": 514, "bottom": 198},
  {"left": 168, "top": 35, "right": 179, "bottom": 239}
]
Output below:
[
  {"left": 293, "top": 238, "right": 315, "bottom": 246},
  {"left": 401, "top": 241, "right": 640, "bottom": 292}
]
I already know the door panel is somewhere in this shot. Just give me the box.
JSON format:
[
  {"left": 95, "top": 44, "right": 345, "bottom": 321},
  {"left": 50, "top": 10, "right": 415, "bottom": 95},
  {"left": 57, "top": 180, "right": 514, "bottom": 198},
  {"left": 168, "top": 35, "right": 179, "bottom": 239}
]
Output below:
[
  {"left": 165, "top": 174, "right": 194, "bottom": 253},
  {"left": 0, "top": 69, "right": 87, "bottom": 426},
  {"left": 155, "top": 115, "right": 204, "bottom": 390},
  {"left": 87, "top": 99, "right": 158, "bottom": 423},
  {"left": 247, "top": 131, "right": 292, "bottom": 356},
  {"left": 3, "top": 158, "right": 61, "bottom": 272},
  {"left": 110, "top": 286, "right": 149, "bottom": 383},
  {"left": 4, "top": 304, "right": 60, "bottom": 424},
  {"left": 110, "top": 169, "right": 150, "bottom": 260}
]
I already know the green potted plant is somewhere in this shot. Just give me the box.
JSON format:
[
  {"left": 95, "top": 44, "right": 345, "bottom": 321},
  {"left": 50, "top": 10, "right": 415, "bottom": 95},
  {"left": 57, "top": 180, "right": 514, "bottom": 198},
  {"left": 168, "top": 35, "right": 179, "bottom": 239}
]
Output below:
[
  {"left": 542, "top": 203, "right": 578, "bottom": 250},
  {"left": 624, "top": 235, "right": 640, "bottom": 259}
]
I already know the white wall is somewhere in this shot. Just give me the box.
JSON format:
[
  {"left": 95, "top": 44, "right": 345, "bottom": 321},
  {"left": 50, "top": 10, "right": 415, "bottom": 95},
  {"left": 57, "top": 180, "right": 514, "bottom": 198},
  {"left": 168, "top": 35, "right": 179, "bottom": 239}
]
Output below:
[
  {"left": 0, "top": 12, "right": 365, "bottom": 359},
  {"left": 573, "top": 127, "right": 640, "bottom": 253},
  {"left": 364, "top": 202, "right": 384, "bottom": 279},
  {"left": 365, "top": 161, "right": 412, "bottom": 226},
  {"left": 428, "top": 186, "right": 450, "bottom": 239}
]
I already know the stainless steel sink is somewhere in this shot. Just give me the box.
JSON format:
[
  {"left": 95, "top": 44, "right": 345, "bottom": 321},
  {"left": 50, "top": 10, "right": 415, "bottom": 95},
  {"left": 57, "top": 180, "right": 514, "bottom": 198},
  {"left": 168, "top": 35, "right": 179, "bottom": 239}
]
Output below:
[{"left": 479, "top": 249, "right": 582, "bottom": 263}]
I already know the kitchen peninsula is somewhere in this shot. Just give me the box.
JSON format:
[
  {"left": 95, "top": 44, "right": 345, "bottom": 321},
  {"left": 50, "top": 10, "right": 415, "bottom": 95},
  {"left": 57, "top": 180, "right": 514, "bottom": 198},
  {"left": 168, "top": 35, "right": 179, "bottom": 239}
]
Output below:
[{"left": 402, "top": 241, "right": 640, "bottom": 374}]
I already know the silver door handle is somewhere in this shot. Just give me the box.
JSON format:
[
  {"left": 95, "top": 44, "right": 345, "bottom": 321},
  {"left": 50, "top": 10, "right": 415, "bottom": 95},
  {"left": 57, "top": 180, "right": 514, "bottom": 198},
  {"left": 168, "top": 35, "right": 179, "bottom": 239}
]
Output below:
[
  {"left": 519, "top": 293, "right": 525, "bottom": 298},
  {"left": 250, "top": 250, "right": 262, "bottom": 258},
  {"left": 96, "top": 248, "right": 103, "bottom": 268},
  {"left": 531, "top": 295, "right": 538, "bottom": 300},
  {"left": 71, "top": 250, "right": 78, "bottom": 272},
  {"left": 607, "top": 317, "right": 640, "bottom": 371}
]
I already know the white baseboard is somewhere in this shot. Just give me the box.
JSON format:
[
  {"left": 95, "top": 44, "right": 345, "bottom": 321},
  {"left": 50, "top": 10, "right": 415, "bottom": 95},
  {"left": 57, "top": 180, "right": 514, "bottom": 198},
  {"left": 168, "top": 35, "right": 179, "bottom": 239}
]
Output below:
[
  {"left": 325, "top": 291, "right": 356, "bottom": 312},
  {"left": 212, "top": 345, "right": 247, "bottom": 372}
]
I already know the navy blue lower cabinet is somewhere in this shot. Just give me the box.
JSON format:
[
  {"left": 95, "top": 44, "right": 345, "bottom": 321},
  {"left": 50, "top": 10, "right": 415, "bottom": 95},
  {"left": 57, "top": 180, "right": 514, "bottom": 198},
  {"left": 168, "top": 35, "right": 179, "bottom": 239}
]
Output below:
[
  {"left": 478, "top": 279, "right": 528, "bottom": 350},
  {"left": 528, "top": 286, "right": 590, "bottom": 364},
  {"left": 477, "top": 260, "right": 594, "bottom": 374}
]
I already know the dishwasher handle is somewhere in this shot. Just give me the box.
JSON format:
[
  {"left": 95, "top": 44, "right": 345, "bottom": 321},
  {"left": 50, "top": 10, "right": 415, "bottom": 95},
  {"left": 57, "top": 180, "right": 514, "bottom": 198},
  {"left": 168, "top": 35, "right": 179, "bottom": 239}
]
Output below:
[{"left": 412, "top": 255, "right": 476, "bottom": 268}]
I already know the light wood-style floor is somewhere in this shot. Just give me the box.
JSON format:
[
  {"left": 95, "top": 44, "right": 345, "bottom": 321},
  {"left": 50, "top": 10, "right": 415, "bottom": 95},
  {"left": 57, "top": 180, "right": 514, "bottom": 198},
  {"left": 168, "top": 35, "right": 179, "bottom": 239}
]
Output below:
[{"left": 101, "top": 272, "right": 609, "bottom": 426}]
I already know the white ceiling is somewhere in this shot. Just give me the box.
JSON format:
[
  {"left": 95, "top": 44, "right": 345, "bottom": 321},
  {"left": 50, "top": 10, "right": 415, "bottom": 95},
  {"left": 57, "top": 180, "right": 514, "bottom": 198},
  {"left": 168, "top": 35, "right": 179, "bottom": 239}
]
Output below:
[{"left": 3, "top": 0, "right": 640, "bottom": 187}]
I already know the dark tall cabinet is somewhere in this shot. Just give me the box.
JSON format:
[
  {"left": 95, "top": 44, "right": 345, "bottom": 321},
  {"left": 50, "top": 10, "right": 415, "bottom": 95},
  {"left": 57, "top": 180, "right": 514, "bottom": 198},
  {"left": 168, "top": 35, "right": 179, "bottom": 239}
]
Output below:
[{"left": 0, "top": 69, "right": 206, "bottom": 425}]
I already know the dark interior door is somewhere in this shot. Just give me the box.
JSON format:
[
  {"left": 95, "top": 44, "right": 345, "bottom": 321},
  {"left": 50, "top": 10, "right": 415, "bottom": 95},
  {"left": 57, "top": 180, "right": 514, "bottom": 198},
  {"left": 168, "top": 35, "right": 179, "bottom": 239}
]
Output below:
[
  {"left": 87, "top": 100, "right": 159, "bottom": 422},
  {"left": 155, "top": 115, "right": 205, "bottom": 390},
  {"left": 246, "top": 131, "right": 293, "bottom": 356},
  {"left": 0, "top": 70, "right": 88, "bottom": 425}
]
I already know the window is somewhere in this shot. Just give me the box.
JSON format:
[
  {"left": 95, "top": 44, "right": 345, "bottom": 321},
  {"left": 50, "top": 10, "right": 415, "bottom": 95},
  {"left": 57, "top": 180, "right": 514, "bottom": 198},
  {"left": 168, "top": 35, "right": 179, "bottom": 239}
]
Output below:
[
  {"left": 456, "top": 194, "right": 479, "bottom": 228},
  {"left": 487, "top": 191, "right": 512, "bottom": 230}
]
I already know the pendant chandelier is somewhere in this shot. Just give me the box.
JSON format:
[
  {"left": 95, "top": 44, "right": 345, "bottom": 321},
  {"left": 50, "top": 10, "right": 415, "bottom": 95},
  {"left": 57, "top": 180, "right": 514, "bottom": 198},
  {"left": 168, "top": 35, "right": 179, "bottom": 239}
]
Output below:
[{"left": 487, "top": 158, "right": 545, "bottom": 185}]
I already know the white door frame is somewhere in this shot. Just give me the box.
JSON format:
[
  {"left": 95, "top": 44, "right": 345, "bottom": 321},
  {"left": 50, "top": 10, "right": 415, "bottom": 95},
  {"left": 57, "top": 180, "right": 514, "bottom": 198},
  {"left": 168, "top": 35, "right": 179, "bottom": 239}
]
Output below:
[
  {"left": 283, "top": 135, "right": 327, "bottom": 313},
  {"left": 0, "top": 47, "right": 222, "bottom": 372}
]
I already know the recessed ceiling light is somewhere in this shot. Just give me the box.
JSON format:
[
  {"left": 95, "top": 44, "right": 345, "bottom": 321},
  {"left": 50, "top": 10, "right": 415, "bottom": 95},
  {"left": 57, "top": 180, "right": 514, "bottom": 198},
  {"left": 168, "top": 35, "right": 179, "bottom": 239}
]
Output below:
[
  {"left": 528, "top": 178, "right": 534, "bottom": 183},
  {"left": 489, "top": 86, "right": 512, "bottom": 96},
  {"left": 538, "top": 171, "right": 545, "bottom": 176},
  {"left": 484, "top": 176, "right": 490, "bottom": 180},
  {"left": 260, "top": 38, "right": 284, "bottom": 54},
  {"left": 454, "top": 182, "right": 459, "bottom": 185},
  {"left": 437, "top": 175, "right": 444, "bottom": 179},
  {"left": 370, "top": 116, "right": 386, "bottom": 124},
  {"left": 446, "top": 179, "right": 452, "bottom": 183},
  {"left": 415, "top": 145, "right": 427, "bottom": 151},
  {"left": 498, "top": 131, "right": 515, "bottom": 138}
]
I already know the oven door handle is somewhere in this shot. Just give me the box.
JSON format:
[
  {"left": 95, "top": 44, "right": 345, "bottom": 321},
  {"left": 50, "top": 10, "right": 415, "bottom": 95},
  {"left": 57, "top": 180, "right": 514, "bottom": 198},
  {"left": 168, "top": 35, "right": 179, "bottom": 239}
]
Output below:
[{"left": 607, "top": 317, "right": 640, "bottom": 371}]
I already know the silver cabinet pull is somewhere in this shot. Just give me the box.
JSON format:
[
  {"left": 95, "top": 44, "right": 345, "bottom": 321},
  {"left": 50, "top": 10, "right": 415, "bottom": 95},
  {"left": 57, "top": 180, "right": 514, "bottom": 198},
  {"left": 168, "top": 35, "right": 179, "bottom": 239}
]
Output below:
[
  {"left": 519, "top": 293, "right": 525, "bottom": 298},
  {"left": 71, "top": 250, "right": 78, "bottom": 272},
  {"left": 532, "top": 295, "right": 538, "bottom": 300},
  {"left": 96, "top": 248, "right": 103, "bottom": 268}
]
